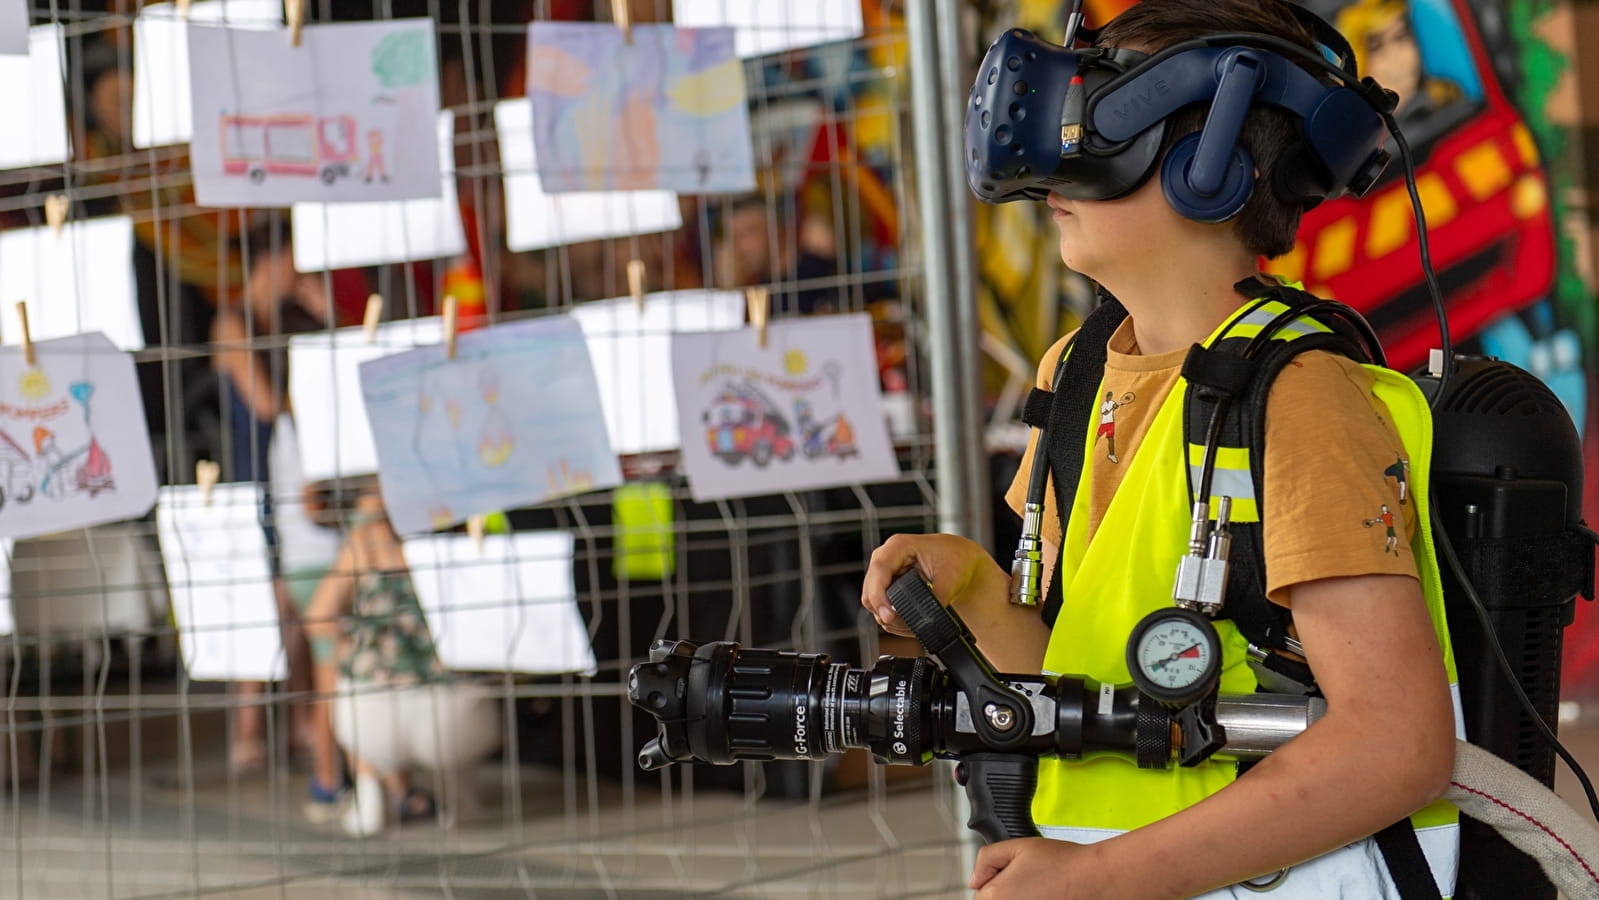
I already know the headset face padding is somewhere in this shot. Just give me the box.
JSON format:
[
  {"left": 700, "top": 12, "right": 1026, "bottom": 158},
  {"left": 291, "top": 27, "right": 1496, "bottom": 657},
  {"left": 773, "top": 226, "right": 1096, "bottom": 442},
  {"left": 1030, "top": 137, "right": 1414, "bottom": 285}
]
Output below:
[{"left": 964, "top": 25, "right": 1392, "bottom": 221}]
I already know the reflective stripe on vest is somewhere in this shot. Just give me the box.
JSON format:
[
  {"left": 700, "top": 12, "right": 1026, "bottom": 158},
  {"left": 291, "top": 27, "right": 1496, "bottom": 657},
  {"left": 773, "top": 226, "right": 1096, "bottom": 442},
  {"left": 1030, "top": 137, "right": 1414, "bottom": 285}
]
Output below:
[{"left": 1034, "top": 299, "right": 1460, "bottom": 897}]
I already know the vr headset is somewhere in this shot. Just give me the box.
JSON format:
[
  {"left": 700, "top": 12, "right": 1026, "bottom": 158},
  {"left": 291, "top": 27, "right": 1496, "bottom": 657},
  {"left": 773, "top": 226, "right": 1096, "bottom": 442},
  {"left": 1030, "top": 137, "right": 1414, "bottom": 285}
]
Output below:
[{"left": 965, "top": 4, "right": 1401, "bottom": 223}]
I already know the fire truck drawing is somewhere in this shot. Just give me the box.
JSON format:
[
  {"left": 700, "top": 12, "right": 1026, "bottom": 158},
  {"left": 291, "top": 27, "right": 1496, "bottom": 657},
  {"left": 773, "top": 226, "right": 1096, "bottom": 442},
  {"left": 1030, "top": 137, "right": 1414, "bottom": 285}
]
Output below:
[{"left": 219, "top": 113, "right": 361, "bottom": 185}]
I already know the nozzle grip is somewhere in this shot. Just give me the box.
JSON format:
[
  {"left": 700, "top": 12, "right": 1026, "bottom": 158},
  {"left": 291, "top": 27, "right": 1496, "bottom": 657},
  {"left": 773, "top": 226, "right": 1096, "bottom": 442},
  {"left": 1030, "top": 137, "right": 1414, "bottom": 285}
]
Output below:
[{"left": 956, "top": 752, "right": 1042, "bottom": 843}]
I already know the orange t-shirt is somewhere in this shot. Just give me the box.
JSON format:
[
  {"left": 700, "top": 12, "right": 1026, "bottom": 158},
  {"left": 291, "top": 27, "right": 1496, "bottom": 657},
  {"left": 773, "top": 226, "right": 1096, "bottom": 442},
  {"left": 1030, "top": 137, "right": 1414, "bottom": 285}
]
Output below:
[{"left": 1004, "top": 317, "right": 1418, "bottom": 607}]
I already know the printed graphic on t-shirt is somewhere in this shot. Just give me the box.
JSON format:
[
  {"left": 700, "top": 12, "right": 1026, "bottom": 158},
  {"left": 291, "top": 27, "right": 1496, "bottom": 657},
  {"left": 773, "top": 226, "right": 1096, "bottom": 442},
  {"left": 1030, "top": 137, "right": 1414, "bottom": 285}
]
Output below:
[
  {"left": 1097, "top": 390, "right": 1135, "bottom": 464},
  {"left": 1363, "top": 503, "right": 1400, "bottom": 555},
  {"left": 1384, "top": 456, "right": 1410, "bottom": 504}
]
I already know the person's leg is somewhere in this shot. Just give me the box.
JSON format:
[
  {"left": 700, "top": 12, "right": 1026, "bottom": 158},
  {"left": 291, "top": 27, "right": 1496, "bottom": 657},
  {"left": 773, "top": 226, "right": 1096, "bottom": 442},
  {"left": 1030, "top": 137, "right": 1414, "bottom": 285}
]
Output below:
[
  {"left": 231, "top": 681, "right": 267, "bottom": 774},
  {"left": 274, "top": 576, "right": 315, "bottom": 758}
]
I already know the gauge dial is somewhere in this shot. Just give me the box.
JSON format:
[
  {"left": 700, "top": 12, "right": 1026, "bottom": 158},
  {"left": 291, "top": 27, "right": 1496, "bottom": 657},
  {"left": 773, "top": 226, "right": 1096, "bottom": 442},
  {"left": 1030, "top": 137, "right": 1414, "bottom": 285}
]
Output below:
[{"left": 1127, "top": 607, "right": 1221, "bottom": 708}]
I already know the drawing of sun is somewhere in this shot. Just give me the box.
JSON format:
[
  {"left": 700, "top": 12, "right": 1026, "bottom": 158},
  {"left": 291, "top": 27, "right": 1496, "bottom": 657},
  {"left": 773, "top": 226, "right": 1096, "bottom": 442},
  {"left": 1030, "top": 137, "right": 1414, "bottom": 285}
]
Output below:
[
  {"left": 18, "top": 368, "right": 49, "bottom": 402},
  {"left": 783, "top": 349, "right": 808, "bottom": 375}
]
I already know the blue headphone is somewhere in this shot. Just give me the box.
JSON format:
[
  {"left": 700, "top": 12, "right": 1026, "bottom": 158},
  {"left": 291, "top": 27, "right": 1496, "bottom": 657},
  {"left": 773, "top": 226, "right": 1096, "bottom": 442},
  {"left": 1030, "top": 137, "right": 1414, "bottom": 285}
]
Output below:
[{"left": 965, "top": 5, "right": 1400, "bottom": 222}]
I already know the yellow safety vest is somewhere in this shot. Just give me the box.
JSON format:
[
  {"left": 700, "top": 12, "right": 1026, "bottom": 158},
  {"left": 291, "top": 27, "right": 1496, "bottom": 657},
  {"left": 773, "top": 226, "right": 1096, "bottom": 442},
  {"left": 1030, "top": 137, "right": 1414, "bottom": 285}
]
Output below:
[{"left": 1033, "top": 297, "right": 1462, "bottom": 898}]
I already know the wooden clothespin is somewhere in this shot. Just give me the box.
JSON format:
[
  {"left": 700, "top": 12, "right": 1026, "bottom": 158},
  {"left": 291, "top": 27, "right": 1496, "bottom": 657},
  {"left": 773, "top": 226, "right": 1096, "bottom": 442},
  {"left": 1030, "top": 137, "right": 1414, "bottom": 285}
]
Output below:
[
  {"left": 466, "top": 513, "right": 486, "bottom": 554},
  {"left": 611, "top": 0, "right": 633, "bottom": 45},
  {"left": 363, "top": 293, "right": 383, "bottom": 344},
  {"left": 442, "top": 294, "right": 458, "bottom": 360},
  {"left": 175, "top": 0, "right": 193, "bottom": 18},
  {"left": 195, "top": 460, "right": 221, "bottom": 507},
  {"left": 626, "top": 259, "right": 647, "bottom": 314},
  {"left": 43, "top": 194, "right": 67, "bottom": 237},
  {"left": 15, "top": 301, "right": 34, "bottom": 368},
  {"left": 745, "top": 286, "right": 770, "bottom": 349},
  {"left": 286, "top": 0, "right": 306, "bottom": 47}
]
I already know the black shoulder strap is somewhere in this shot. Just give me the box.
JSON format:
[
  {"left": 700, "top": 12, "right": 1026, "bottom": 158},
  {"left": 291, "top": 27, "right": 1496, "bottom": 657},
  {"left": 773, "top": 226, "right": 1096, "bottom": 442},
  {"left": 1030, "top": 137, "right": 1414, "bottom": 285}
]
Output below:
[
  {"left": 1374, "top": 818, "right": 1445, "bottom": 900},
  {"left": 1021, "top": 292, "right": 1126, "bottom": 629}
]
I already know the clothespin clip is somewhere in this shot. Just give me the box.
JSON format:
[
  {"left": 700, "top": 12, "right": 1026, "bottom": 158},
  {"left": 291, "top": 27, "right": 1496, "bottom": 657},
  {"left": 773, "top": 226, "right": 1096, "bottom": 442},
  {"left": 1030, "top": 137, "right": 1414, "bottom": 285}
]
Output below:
[
  {"left": 175, "top": 0, "right": 193, "bottom": 18},
  {"left": 195, "top": 460, "right": 220, "bottom": 507},
  {"left": 745, "top": 286, "right": 770, "bottom": 348},
  {"left": 626, "top": 259, "right": 646, "bottom": 314},
  {"left": 43, "top": 195, "right": 67, "bottom": 237},
  {"left": 363, "top": 293, "right": 383, "bottom": 344},
  {"left": 466, "top": 513, "right": 486, "bottom": 554},
  {"left": 611, "top": 0, "right": 633, "bottom": 45},
  {"left": 286, "top": 0, "right": 305, "bottom": 47},
  {"left": 442, "top": 294, "right": 458, "bottom": 360},
  {"left": 15, "top": 301, "right": 34, "bottom": 368}
]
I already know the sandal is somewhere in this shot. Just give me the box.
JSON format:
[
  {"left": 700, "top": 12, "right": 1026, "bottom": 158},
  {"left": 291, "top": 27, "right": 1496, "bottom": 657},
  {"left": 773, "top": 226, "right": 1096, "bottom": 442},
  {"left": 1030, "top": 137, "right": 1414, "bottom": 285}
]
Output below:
[{"left": 394, "top": 787, "right": 437, "bottom": 824}]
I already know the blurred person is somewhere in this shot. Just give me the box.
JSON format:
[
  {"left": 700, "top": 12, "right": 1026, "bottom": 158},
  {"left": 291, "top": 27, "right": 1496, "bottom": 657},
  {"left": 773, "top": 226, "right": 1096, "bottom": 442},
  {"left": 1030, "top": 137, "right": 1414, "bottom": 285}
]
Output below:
[
  {"left": 214, "top": 226, "right": 330, "bottom": 774},
  {"left": 715, "top": 193, "right": 843, "bottom": 315},
  {"left": 303, "top": 481, "right": 501, "bottom": 836}
]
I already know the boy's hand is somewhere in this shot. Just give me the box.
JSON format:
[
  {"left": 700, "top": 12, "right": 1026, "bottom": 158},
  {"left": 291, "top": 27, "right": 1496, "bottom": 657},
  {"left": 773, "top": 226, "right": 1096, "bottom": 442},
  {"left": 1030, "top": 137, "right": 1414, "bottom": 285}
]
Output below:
[
  {"left": 859, "top": 533, "right": 998, "bottom": 637},
  {"left": 970, "top": 837, "right": 1115, "bottom": 899}
]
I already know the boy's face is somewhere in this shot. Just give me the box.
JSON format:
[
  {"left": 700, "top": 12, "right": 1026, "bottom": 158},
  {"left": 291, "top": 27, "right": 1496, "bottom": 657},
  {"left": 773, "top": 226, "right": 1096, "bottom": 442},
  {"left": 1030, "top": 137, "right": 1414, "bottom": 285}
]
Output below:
[{"left": 1046, "top": 169, "right": 1186, "bottom": 282}]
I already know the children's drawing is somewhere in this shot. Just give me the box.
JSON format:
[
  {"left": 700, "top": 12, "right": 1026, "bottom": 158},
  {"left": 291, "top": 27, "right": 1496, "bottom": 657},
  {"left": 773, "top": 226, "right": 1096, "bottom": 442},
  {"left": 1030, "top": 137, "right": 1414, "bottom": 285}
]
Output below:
[
  {"left": 359, "top": 316, "right": 622, "bottom": 536},
  {"left": 0, "top": 25, "right": 67, "bottom": 170},
  {"left": 569, "top": 290, "right": 746, "bottom": 455},
  {"left": 0, "top": 217, "right": 144, "bottom": 351},
  {"left": 157, "top": 483, "right": 285, "bottom": 682},
  {"left": 525, "top": 23, "right": 755, "bottom": 194},
  {"left": 403, "top": 530, "right": 597, "bottom": 675},
  {"left": 132, "top": 0, "right": 280, "bottom": 149},
  {"left": 187, "top": 18, "right": 442, "bottom": 207},
  {"left": 0, "top": 0, "right": 29, "bottom": 56},
  {"left": 672, "top": 314, "right": 899, "bottom": 501},
  {"left": 493, "top": 98, "right": 682, "bottom": 251},
  {"left": 672, "top": 0, "right": 865, "bottom": 58},
  {"left": 288, "top": 316, "right": 444, "bottom": 483},
  {"left": 0, "top": 333, "right": 158, "bottom": 539},
  {"left": 291, "top": 110, "right": 466, "bottom": 272}
]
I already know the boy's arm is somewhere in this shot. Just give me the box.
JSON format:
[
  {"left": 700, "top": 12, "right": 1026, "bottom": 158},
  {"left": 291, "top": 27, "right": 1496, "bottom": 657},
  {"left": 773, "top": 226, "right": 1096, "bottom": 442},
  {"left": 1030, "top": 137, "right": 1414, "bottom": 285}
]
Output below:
[
  {"left": 971, "top": 571, "right": 1454, "bottom": 900},
  {"left": 861, "top": 533, "right": 1056, "bottom": 674}
]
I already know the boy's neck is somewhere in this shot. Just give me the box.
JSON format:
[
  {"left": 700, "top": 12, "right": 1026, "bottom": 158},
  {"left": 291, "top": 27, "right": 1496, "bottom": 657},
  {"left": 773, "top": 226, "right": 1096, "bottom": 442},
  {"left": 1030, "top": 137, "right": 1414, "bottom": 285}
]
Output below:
[{"left": 1098, "top": 258, "right": 1262, "bottom": 357}]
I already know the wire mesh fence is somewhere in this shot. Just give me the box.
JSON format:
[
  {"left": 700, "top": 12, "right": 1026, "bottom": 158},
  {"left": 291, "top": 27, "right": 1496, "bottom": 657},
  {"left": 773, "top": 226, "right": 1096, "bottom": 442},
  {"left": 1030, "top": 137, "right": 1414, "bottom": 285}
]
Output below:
[{"left": 0, "top": 1, "right": 986, "bottom": 897}]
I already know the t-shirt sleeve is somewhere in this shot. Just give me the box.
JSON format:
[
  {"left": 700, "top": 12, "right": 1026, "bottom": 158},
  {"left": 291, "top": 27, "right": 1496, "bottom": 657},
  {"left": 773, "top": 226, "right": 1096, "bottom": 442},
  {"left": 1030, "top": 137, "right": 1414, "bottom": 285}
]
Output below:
[
  {"left": 1261, "top": 351, "right": 1420, "bottom": 606},
  {"left": 1003, "top": 332, "right": 1076, "bottom": 547}
]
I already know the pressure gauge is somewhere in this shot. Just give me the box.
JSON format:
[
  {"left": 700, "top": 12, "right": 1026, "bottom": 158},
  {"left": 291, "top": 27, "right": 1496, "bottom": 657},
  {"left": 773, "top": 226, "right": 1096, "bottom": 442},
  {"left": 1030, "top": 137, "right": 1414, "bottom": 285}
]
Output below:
[{"left": 1127, "top": 607, "right": 1222, "bottom": 709}]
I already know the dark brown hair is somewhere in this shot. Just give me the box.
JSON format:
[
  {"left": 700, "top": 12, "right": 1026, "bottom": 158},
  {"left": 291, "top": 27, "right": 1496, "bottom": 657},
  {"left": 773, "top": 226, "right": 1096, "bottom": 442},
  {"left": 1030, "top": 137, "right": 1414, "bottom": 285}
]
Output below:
[{"left": 1096, "top": 0, "right": 1321, "bottom": 259}]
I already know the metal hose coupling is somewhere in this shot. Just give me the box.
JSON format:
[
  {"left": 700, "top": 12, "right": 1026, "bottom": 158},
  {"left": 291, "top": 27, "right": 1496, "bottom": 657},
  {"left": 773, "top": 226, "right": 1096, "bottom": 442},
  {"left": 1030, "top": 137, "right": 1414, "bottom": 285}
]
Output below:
[{"left": 1009, "top": 503, "right": 1046, "bottom": 607}]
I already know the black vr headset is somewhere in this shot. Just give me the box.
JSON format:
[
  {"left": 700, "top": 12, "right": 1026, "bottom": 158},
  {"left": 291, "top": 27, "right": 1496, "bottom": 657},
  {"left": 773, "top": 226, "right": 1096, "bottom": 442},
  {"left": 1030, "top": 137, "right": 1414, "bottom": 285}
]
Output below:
[{"left": 965, "top": 2, "right": 1402, "bottom": 223}]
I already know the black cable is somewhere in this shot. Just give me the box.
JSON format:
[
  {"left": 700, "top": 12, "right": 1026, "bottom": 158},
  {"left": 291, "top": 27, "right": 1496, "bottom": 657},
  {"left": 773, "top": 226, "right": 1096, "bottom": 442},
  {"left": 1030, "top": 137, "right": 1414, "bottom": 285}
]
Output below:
[
  {"left": 1431, "top": 502, "right": 1599, "bottom": 821},
  {"left": 1387, "top": 123, "right": 1453, "bottom": 408}
]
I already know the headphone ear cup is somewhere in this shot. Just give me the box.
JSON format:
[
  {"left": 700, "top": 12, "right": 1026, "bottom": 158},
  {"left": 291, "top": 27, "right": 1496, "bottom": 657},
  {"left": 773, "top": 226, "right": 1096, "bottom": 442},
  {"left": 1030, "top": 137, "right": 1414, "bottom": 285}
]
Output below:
[{"left": 1161, "top": 132, "right": 1256, "bottom": 224}]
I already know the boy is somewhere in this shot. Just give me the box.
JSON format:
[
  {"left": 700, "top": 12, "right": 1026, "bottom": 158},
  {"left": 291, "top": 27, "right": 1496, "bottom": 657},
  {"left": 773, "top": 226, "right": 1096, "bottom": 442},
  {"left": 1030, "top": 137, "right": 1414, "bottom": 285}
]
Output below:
[{"left": 860, "top": 1, "right": 1457, "bottom": 897}]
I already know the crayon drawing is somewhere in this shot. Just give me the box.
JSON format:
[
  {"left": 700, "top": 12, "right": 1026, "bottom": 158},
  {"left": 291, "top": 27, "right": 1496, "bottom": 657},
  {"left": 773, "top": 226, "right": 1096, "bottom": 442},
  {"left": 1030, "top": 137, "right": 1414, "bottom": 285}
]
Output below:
[
  {"left": 360, "top": 316, "right": 622, "bottom": 536},
  {"left": 403, "top": 531, "right": 596, "bottom": 675},
  {"left": 672, "top": 314, "right": 898, "bottom": 501},
  {"left": 0, "top": 333, "right": 158, "bottom": 539},
  {"left": 187, "top": 18, "right": 441, "bottom": 207},
  {"left": 525, "top": 23, "right": 755, "bottom": 193},
  {"left": 157, "top": 483, "right": 284, "bottom": 682}
]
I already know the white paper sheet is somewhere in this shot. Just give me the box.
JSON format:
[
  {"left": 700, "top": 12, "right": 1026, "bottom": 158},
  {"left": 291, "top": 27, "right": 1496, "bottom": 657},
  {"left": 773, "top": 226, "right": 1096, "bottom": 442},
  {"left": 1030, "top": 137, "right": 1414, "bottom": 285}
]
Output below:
[
  {"left": 403, "top": 531, "right": 596, "bottom": 675},
  {"left": 288, "top": 316, "right": 443, "bottom": 482},
  {"left": 132, "top": 0, "right": 282, "bottom": 149},
  {"left": 0, "top": 25, "right": 68, "bottom": 169},
  {"left": 187, "top": 18, "right": 442, "bottom": 207},
  {"left": 494, "top": 98, "right": 682, "bottom": 251},
  {"left": 291, "top": 110, "right": 465, "bottom": 272},
  {"left": 673, "top": 0, "right": 864, "bottom": 58},
  {"left": 569, "top": 290, "right": 745, "bottom": 455},
  {"left": 672, "top": 314, "right": 900, "bottom": 500},
  {"left": 157, "top": 483, "right": 285, "bottom": 682},
  {"left": 525, "top": 23, "right": 755, "bottom": 194},
  {"left": 360, "top": 316, "right": 622, "bottom": 536},
  {"left": 0, "top": 333, "right": 159, "bottom": 539},
  {"left": 0, "top": 0, "right": 29, "bottom": 56},
  {"left": 0, "top": 217, "right": 144, "bottom": 351}
]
